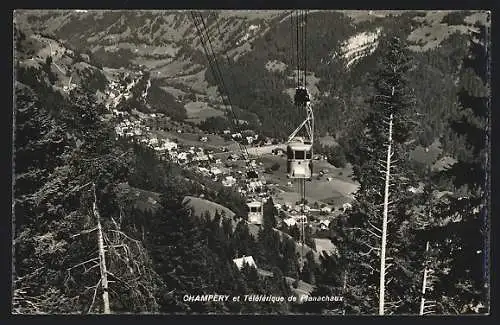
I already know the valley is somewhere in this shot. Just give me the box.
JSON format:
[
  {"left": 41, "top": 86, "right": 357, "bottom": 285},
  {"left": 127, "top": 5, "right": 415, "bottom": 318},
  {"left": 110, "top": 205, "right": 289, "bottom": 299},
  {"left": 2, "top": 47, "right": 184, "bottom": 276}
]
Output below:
[{"left": 12, "top": 9, "right": 490, "bottom": 315}]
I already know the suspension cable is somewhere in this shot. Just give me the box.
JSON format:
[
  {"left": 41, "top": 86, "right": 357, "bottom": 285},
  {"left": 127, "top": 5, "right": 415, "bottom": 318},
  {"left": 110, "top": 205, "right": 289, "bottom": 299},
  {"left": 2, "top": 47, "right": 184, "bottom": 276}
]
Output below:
[
  {"left": 199, "top": 13, "right": 251, "bottom": 160},
  {"left": 191, "top": 11, "right": 262, "bottom": 186},
  {"left": 191, "top": 12, "right": 251, "bottom": 161},
  {"left": 207, "top": 13, "right": 257, "bottom": 170},
  {"left": 296, "top": 11, "right": 300, "bottom": 88},
  {"left": 289, "top": 10, "right": 295, "bottom": 82},
  {"left": 290, "top": 9, "right": 310, "bottom": 270},
  {"left": 303, "top": 10, "right": 307, "bottom": 87}
]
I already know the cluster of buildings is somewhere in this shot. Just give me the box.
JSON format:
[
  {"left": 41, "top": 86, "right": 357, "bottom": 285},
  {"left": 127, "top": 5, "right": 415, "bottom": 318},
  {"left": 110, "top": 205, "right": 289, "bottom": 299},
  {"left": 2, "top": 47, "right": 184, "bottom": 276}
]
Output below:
[
  {"left": 108, "top": 89, "right": 343, "bottom": 239},
  {"left": 104, "top": 70, "right": 146, "bottom": 109},
  {"left": 110, "top": 109, "right": 275, "bottom": 205}
]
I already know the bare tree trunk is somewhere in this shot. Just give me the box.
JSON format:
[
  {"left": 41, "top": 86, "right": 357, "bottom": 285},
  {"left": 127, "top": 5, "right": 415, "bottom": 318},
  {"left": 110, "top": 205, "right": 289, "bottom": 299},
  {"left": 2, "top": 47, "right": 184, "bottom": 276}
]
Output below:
[
  {"left": 343, "top": 271, "right": 348, "bottom": 315},
  {"left": 379, "top": 112, "right": 393, "bottom": 315},
  {"left": 420, "top": 241, "right": 430, "bottom": 315},
  {"left": 93, "top": 184, "right": 111, "bottom": 314},
  {"left": 420, "top": 242, "right": 435, "bottom": 316}
]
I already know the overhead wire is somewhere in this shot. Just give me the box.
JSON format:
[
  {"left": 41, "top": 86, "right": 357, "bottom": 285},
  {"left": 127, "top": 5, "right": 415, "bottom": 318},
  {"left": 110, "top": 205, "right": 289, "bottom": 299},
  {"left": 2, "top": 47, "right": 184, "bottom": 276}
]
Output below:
[
  {"left": 290, "top": 9, "right": 311, "bottom": 269},
  {"left": 289, "top": 10, "right": 295, "bottom": 83},
  {"left": 199, "top": 13, "right": 252, "bottom": 161},
  {"left": 295, "top": 12, "right": 300, "bottom": 87},
  {"left": 303, "top": 10, "right": 307, "bottom": 87},
  {"left": 191, "top": 11, "right": 262, "bottom": 189},
  {"left": 191, "top": 11, "right": 251, "bottom": 161}
]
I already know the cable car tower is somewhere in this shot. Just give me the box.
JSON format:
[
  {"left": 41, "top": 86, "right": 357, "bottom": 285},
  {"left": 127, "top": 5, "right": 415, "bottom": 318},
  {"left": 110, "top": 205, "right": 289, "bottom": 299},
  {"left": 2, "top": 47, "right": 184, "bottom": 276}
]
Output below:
[{"left": 287, "top": 10, "right": 312, "bottom": 270}]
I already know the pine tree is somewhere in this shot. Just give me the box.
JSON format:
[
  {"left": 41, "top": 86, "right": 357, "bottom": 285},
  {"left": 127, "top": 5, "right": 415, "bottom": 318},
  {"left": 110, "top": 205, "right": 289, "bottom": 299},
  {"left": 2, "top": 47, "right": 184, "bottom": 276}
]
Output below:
[
  {"left": 280, "top": 236, "right": 299, "bottom": 277},
  {"left": 263, "top": 197, "right": 277, "bottom": 229},
  {"left": 232, "top": 220, "right": 255, "bottom": 258},
  {"left": 13, "top": 72, "right": 162, "bottom": 314},
  {"left": 420, "top": 22, "right": 490, "bottom": 314},
  {"left": 338, "top": 36, "right": 422, "bottom": 314},
  {"left": 147, "top": 195, "right": 213, "bottom": 313},
  {"left": 256, "top": 224, "right": 282, "bottom": 271}
]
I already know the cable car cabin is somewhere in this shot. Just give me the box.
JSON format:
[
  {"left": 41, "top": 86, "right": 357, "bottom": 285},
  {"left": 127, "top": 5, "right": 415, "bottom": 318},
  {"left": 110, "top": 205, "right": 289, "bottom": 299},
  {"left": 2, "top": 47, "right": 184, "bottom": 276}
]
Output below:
[
  {"left": 294, "top": 86, "right": 311, "bottom": 106},
  {"left": 247, "top": 201, "right": 263, "bottom": 225},
  {"left": 287, "top": 139, "right": 313, "bottom": 179}
]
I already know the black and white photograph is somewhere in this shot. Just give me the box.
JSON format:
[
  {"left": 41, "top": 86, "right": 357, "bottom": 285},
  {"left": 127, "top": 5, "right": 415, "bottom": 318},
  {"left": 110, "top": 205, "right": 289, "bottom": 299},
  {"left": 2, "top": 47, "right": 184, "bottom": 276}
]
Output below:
[{"left": 12, "top": 9, "right": 491, "bottom": 315}]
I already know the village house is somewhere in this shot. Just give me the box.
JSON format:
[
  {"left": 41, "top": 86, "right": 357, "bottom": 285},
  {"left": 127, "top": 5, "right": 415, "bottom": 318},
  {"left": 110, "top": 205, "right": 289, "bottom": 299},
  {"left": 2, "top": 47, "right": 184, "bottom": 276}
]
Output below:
[
  {"left": 247, "top": 180, "right": 263, "bottom": 193},
  {"left": 195, "top": 152, "right": 209, "bottom": 161},
  {"left": 210, "top": 167, "right": 222, "bottom": 176},
  {"left": 232, "top": 256, "right": 257, "bottom": 270},
  {"left": 222, "top": 175, "right": 236, "bottom": 187},
  {"left": 342, "top": 202, "right": 353, "bottom": 212},
  {"left": 282, "top": 218, "right": 297, "bottom": 227},
  {"left": 149, "top": 137, "right": 159, "bottom": 146},
  {"left": 320, "top": 206, "right": 332, "bottom": 214},
  {"left": 247, "top": 201, "right": 263, "bottom": 225},
  {"left": 272, "top": 148, "right": 285, "bottom": 155},
  {"left": 294, "top": 215, "right": 308, "bottom": 224},
  {"left": 319, "top": 219, "right": 331, "bottom": 230},
  {"left": 177, "top": 152, "right": 188, "bottom": 161},
  {"left": 198, "top": 167, "right": 210, "bottom": 175}
]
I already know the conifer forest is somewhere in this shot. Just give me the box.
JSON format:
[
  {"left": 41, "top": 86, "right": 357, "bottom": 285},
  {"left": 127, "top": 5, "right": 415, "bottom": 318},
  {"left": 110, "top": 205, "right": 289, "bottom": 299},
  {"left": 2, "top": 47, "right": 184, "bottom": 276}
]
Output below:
[{"left": 12, "top": 9, "right": 491, "bottom": 315}]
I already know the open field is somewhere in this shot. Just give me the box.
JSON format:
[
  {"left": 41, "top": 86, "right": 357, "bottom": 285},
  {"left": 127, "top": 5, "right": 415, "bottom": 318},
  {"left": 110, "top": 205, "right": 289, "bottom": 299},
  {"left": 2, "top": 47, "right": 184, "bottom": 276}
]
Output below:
[
  {"left": 257, "top": 153, "right": 358, "bottom": 207},
  {"left": 408, "top": 11, "right": 487, "bottom": 52},
  {"left": 183, "top": 195, "right": 236, "bottom": 219},
  {"left": 339, "top": 10, "right": 407, "bottom": 23},
  {"left": 409, "top": 139, "right": 443, "bottom": 164},
  {"left": 317, "top": 135, "right": 339, "bottom": 147},
  {"left": 183, "top": 101, "right": 225, "bottom": 123},
  {"left": 314, "top": 238, "right": 337, "bottom": 257}
]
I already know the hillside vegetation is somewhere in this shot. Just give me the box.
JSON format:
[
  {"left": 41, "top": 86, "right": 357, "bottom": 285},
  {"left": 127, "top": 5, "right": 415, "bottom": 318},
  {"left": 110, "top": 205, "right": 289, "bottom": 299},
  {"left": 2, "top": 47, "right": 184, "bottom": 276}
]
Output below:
[{"left": 13, "top": 10, "right": 490, "bottom": 315}]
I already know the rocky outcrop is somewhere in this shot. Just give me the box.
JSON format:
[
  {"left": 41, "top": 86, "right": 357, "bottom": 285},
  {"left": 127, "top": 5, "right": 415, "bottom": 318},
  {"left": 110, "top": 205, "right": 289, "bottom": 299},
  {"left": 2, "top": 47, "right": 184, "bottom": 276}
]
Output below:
[{"left": 334, "top": 27, "right": 382, "bottom": 68}]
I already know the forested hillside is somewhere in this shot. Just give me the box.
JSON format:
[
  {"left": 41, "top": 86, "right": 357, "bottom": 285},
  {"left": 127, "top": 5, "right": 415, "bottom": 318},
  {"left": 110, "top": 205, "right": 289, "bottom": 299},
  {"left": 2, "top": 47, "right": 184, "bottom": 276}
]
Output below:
[
  {"left": 12, "top": 10, "right": 490, "bottom": 315},
  {"left": 14, "top": 10, "right": 488, "bottom": 163},
  {"left": 13, "top": 30, "right": 345, "bottom": 313}
]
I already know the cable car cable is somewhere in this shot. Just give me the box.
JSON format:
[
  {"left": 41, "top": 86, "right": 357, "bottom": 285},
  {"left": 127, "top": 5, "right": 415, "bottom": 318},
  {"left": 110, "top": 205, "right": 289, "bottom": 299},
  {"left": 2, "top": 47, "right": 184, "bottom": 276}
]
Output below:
[
  {"left": 191, "top": 12, "right": 252, "bottom": 162},
  {"left": 197, "top": 12, "right": 252, "bottom": 161},
  {"left": 191, "top": 11, "right": 259, "bottom": 185},
  {"left": 289, "top": 9, "right": 311, "bottom": 270}
]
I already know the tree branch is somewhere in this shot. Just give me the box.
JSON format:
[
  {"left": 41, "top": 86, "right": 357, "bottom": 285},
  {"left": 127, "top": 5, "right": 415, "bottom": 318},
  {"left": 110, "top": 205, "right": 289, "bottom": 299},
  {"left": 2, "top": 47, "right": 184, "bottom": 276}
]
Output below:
[
  {"left": 368, "top": 220, "right": 382, "bottom": 233},
  {"left": 67, "top": 257, "right": 100, "bottom": 271},
  {"left": 71, "top": 227, "right": 98, "bottom": 238},
  {"left": 88, "top": 278, "right": 102, "bottom": 313}
]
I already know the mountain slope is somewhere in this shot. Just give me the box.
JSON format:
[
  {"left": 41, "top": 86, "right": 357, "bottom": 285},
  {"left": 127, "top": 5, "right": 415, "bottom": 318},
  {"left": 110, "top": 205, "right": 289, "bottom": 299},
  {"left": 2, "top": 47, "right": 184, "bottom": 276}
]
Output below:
[{"left": 14, "top": 9, "right": 490, "bottom": 173}]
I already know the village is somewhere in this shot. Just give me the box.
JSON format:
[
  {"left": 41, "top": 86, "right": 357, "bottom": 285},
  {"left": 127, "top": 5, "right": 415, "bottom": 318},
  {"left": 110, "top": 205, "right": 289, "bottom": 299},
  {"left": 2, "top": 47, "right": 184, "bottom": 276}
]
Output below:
[
  {"left": 95, "top": 65, "right": 361, "bottom": 278},
  {"left": 107, "top": 95, "right": 354, "bottom": 258}
]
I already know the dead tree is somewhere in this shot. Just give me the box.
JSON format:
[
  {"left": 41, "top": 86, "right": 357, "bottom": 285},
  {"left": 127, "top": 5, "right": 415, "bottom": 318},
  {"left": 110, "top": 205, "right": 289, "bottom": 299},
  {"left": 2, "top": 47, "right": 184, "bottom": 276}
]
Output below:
[
  {"left": 419, "top": 241, "right": 437, "bottom": 316},
  {"left": 93, "top": 183, "right": 111, "bottom": 314},
  {"left": 379, "top": 109, "right": 394, "bottom": 315},
  {"left": 66, "top": 183, "right": 161, "bottom": 314}
]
